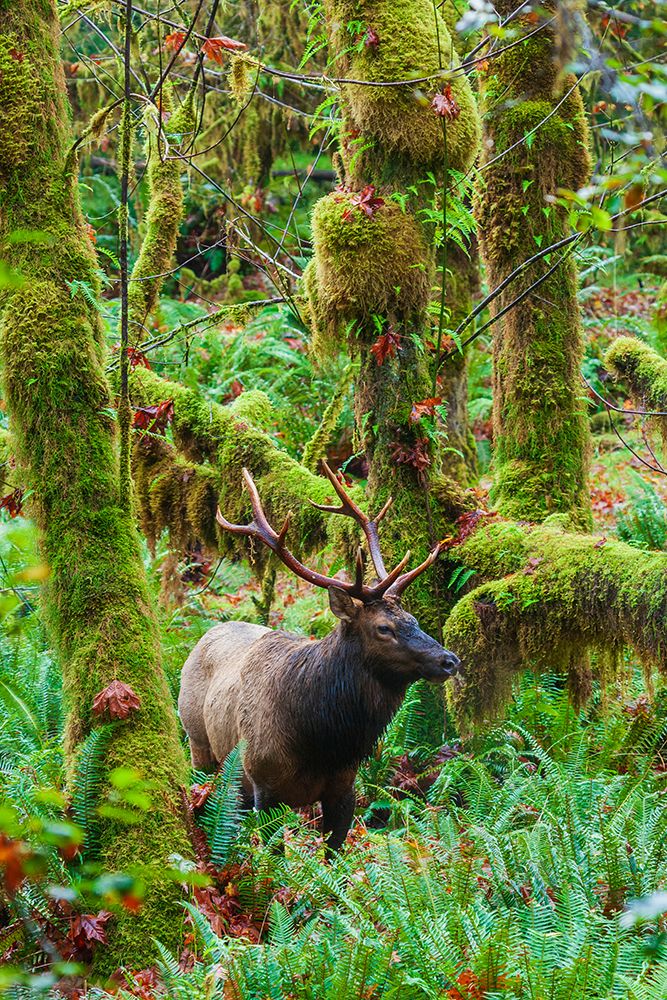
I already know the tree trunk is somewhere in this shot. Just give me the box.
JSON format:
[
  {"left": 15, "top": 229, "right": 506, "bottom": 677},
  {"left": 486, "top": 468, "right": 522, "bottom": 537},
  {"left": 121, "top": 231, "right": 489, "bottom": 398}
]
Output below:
[
  {"left": 0, "top": 1, "right": 190, "bottom": 974},
  {"left": 475, "top": 0, "right": 593, "bottom": 527},
  {"left": 305, "top": 0, "right": 481, "bottom": 630}
]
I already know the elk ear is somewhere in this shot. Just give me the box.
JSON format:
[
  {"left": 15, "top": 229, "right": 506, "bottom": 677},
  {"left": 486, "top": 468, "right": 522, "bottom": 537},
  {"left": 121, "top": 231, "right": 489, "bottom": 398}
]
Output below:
[{"left": 328, "top": 587, "right": 360, "bottom": 622}]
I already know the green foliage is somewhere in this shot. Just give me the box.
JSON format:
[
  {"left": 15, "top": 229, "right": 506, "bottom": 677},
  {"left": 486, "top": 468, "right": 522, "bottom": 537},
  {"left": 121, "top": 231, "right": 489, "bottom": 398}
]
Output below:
[
  {"left": 71, "top": 724, "right": 116, "bottom": 857},
  {"left": 616, "top": 475, "right": 667, "bottom": 552},
  {"left": 115, "top": 679, "right": 667, "bottom": 1000},
  {"left": 196, "top": 746, "right": 245, "bottom": 867}
]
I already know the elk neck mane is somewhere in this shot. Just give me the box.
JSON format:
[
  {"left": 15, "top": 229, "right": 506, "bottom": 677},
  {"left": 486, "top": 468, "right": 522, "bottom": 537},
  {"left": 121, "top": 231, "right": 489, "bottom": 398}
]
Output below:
[{"left": 259, "top": 622, "right": 408, "bottom": 773}]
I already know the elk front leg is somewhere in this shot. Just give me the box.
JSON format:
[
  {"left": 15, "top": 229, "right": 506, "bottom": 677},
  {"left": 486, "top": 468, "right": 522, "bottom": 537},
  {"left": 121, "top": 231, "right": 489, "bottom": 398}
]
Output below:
[{"left": 322, "top": 785, "right": 356, "bottom": 855}]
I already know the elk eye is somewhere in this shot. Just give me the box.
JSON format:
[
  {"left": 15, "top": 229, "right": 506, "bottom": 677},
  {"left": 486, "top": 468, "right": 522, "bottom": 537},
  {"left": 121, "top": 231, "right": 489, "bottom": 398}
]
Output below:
[{"left": 377, "top": 625, "right": 395, "bottom": 638}]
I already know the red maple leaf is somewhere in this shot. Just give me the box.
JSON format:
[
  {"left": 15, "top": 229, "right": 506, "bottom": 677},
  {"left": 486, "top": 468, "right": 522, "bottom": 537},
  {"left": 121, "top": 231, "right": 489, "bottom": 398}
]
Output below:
[
  {"left": 432, "top": 83, "right": 461, "bottom": 119},
  {"left": 164, "top": 30, "right": 187, "bottom": 52},
  {"left": 190, "top": 782, "right": 214, "bottom": 809},
  {"left": 409, "top": 397, "right": 443, "bottom": 423},
  {"left": 0, "top": 488, "right": 24, "bottom": 519},
  {"left": 202, "top": 36, "right": 248, "bottom": 63},
  {"left": 132, "top": 399, "right": 174, "bottom": 434},
  {"left": 342, "top": 184, "right": 385, "bottom": 220},
  {"left": 66, "top": 910, "right": 113, "bottom": 955},
  {"left": 127, "top": 347, "right": 151, "bottom": 370},
  {"left": 92, "top": 680, "right": 141, "bottom": 720},
  {"left": 370, "top": 326, "right": 402, "bottom": 365}
]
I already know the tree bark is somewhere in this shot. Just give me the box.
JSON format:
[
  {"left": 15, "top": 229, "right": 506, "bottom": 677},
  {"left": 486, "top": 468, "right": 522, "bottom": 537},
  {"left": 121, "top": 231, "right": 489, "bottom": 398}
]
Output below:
[
  {"left": 0, "top": 1, "right": 190, "bottom": 974},
  {"left": 475, "top": 0, "right": 593, "bottom": 527}
]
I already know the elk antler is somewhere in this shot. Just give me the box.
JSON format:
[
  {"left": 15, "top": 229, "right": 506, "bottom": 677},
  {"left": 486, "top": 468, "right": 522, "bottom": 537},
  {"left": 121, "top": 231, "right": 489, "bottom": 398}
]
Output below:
[
  {"left": 308, "top": 462, "right": 393, "bottom": 579},
  {"left": 216, "top": 468, "right": 441, "bottom": 603}
]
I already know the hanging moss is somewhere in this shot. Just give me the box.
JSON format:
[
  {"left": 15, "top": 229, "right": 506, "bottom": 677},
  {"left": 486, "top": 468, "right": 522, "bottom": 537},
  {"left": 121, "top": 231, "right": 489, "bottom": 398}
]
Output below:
[
  {"left": 302, "top": 365, "right": 354, "bottom": 471},
  {"left": 475, "top": 2, "right": 592, "bottom": 528},
  {"left": 323, "top": 0, "right": 480, "bottom": 183},
  {"left": 127, "top": 89, "right": 197, "bottom": 332},
  {"left": 133, "top": 437, "right": 220, "bottom": 554},
  {"left": 0, "top": 2, "right": 191, "bottom": 974},
  {"left": 128, "top": 368, "right": 334, "bottom": 568},
  {"left": 443, "top": 517, "right": 667, "bottom": 727},
  {"left": 307, "top": 192, "right": 432, "bottom": 355}
]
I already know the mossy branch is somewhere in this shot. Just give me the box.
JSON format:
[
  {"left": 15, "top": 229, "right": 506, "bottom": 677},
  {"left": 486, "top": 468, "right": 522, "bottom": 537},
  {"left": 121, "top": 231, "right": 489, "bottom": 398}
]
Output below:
[
  {"left": 128, "top": 366, "right": 335, "bottom": 564},
  {"left": 127, "top": 90, "right": 196, "bottom": 333},
  {"left": 605, "top": 336, "right": 667, "bottom": 412},
  {"left": 443, "top": 517, "right": 667, "bottom": 727}
]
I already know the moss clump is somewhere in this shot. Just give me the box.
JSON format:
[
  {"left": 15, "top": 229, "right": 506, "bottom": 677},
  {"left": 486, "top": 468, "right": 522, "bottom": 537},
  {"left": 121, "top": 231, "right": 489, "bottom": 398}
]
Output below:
[
  {"left": 127, "top": 90, "right": 197, "bottom": 331},
  {"left": 605, "top": 336, "right": 667, "bottom": 411},
  {"left": 324, "top": 0, "right": 479, "bottom": 181},
  {"left": 475, "top": 3, "right": 592, "bottom": 528},
  {"left": 0, "top": 1, "right": 191, "bottom": 974},
  {"left": 443, "top": 517, "right": 667, "bottom": 728},
  {"left": 306, "top": 192, "right": 432, "bottom": 354}
]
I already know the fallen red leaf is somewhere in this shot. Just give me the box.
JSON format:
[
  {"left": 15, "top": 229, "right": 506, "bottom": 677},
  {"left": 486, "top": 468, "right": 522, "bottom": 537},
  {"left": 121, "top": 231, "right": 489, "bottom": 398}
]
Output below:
[
  {"left": 0, "top": 835, "right": 30, "bottom": 894},
  {"left": 432, "top": 83, "right": 460, "bottom": 120},
  {"left": 66, "top": 910, "right": 113, "bottom": 956},
  {"left": 92, "top": 680, "right": 141, "bottom": 720},
  {"left": 191, "top": 782, "right": 214, "bottom": 809},
  {"left": 342, "top": 184, "right": 385, "bottom": 221},
  {"left": 127, "top": 347, "right": 151, "bottom": 370},
  {"left": 370, "top": 326, "right": 402, "bottom": 365},
  {"left": 409, "top": 397, "right": 443, "bottom": 423},
  {"left": 132, "top": 399, "right": 174, "bottom": 434},
  {"left": 364, "top": 27, "right": 380, "bottom": 48},
  {"left": 0, "top": 488, "right": 24, "bottom": 519},
  {"left": 390, "top": 438, "right": 431, "bottom": 472},
  {"left": 202, "top": 36, "right": 248, "bottom": 63}
]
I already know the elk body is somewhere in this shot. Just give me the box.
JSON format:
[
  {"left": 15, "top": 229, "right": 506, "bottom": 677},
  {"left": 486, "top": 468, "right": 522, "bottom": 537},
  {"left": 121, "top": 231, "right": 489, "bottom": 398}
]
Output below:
[{"left": 178, "top": 465, "right": 460, "bottom": 851}]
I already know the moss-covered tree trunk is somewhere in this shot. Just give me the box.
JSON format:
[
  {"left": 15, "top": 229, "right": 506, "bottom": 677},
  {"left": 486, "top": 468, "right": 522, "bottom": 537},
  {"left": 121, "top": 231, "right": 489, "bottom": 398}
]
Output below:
[
  {"left": 0, "top": 0, "right": 190, "bottom": 974},
  {"left": 305, "top": 0, "right": 480, "bottom": 628},
  {"left": 475, "top": 0, "right": 592, "bottom": 526}
]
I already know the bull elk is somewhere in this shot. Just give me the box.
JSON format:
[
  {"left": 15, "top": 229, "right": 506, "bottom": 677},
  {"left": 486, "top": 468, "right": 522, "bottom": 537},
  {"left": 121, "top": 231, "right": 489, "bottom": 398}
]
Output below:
[{"left": 178, "top": 464, "right": 461, "bottom": 851}]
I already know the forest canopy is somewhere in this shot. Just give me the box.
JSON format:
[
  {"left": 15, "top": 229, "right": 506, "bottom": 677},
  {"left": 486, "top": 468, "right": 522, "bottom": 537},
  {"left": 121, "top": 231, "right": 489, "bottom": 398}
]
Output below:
[{"left": 1, "top": 0, "right": 667, "bottom": 995}]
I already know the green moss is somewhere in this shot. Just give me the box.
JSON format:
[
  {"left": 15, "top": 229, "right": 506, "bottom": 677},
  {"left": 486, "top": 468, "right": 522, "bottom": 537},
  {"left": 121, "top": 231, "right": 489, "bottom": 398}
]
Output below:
[
  {"left": 302, "top": 365, "right": 353, "bottom": 471},
  {"left": 127, "top": 90, "right": 196, "bottom": 330},
  {"left": 128, "top": 366, "right": 334, "bottom": 568},
  {"left": 133, "top": 436, "right": 220, "bottom": 553},
  {"left": 306, "top": 192, "right": 432, "bottom": 353},
  {"left": 324, "top": 0, "right": 479, "bottom": 181},
  {"left": 0, "top": 2, "right": 190, "bottom": 974},
  {"left": 474, "top": 5, "right": 592, "bottom": 528},
  {"left": 443, "top": 517, "right": 667, "bottom": 727},
  {"left": 605, "top": 336, "right": 667, "bottom": 411}
]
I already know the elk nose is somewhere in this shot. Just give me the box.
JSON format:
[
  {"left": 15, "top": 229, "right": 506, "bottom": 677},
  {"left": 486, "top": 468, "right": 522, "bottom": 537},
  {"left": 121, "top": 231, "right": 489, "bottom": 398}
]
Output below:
[{"left": 441, "top": 650, "right": 462, "bottom": 675}]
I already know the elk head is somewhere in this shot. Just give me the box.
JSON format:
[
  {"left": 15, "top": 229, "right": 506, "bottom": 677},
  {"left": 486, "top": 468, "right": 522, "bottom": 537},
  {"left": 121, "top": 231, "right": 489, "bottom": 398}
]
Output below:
[{"left": 216, "top": 464, "right": 461, "bottom": 685}]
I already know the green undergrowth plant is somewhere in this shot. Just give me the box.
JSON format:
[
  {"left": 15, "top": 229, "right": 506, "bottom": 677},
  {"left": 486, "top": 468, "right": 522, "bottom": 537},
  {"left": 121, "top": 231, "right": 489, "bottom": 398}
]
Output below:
[
  {"left": 101, "top": 675, "right": 667, "bottom": 1000},
  {"left": 616, "top": 475, "right": 667, "bottom": 552}
]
